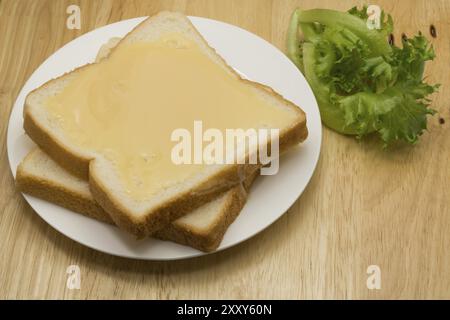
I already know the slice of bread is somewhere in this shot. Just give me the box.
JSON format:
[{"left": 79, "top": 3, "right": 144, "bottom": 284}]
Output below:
[
  {"left": 16, "top": 148, "right": 258, "bottom": 252},
  {"left": 23, "top": 11, "right": 308, "bottom": 238}
]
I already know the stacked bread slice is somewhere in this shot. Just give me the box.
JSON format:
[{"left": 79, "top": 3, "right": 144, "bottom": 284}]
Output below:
[
  {"left": 17, "top": 148, "right": 259, "bottom": 252},
  {"left": 16, "top": 12, "right": 307, "bottom": 252}
]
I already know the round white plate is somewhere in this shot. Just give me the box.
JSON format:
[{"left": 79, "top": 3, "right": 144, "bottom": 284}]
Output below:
[{"left": 7, "top": 16, "right": 321, "bottom": 260}]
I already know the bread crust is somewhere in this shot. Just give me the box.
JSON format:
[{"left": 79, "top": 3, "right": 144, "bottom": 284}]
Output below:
[
  {"left": 153, "top": 184, "right": 248, "bottom": 252},
  {"left": 16, "top": 154, "right": 110, "bottom": 223},
  {"left": 23, "top": 12, "right": 308, "bottom": 238},
  {"left": 23, "top": 109, "right": 91, "bottom": 179}
]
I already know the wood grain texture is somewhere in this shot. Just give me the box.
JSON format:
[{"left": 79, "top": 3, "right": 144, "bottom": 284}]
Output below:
[{"left": 0, "top": 0, "right": 449, "bottom": 299}]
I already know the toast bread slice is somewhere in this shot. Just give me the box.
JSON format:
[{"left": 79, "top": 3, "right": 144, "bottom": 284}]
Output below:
[
  {"left": 23, "top": 11, "right": 308, "bottom": 238},
  {"left": 16, "top": 148, "right": 258, "bottom": 252}
]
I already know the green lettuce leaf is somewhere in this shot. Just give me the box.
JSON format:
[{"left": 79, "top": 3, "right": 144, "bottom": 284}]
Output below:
[{"left": 287, "top": 7, "right": 438, "bottom": 146}]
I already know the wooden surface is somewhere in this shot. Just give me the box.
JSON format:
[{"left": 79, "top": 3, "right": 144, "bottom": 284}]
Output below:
[{"left": 0, "top": 0, "right": 449, "bottom": 299}]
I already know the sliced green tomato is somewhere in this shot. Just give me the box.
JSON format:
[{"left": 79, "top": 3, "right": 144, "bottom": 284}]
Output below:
[
  {"left": 286, "top": 8, "right": 303, "bottom": 70},
  {"left": 297, "top": 9, "right": 392, "bottom": 57}
]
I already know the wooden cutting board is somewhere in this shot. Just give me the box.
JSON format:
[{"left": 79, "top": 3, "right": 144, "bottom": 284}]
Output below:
[{"left": 0, "top": 0, "right": 448, "bottom": 299}]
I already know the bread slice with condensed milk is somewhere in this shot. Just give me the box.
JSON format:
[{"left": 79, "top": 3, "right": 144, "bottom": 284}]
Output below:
[{"left": 22, "top": 11, "right": 308, "bottom": 238}]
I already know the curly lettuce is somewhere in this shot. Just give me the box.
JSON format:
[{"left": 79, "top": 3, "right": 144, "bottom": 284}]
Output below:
[{"left": 287, "top": 7, "right": 438, "bottom": 146}]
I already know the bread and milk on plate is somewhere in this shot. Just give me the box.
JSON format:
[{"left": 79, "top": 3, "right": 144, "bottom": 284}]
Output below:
[{"left": 16, "top": 11, "right": 308, "bottom": 252}]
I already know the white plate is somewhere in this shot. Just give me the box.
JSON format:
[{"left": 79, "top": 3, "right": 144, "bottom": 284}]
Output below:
[{"left": 7, "top": 16, "right": 321, "bottom": 260}]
